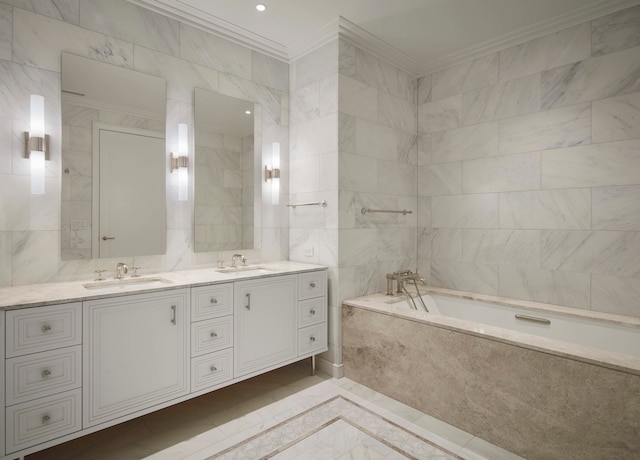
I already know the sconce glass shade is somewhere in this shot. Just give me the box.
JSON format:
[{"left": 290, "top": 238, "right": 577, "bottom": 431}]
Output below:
[
  {"left": 176, "top": 123, "right": 188, "bottom": 202},
  {"left": 271, "top": 142, "right": 280, "bottom": 205},
  {"left": 28, "top": 94, "right": 46, "bottom": 195}
]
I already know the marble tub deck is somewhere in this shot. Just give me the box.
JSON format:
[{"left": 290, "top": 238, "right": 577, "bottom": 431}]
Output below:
[{"left": 26, "top": 361, "right": 521, "bottom": 459}]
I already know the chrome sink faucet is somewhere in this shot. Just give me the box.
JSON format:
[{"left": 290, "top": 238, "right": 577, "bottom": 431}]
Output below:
[
  {"left": 231, "top": 254, "right": 247, "bottom": 267},
  {"left": 115, "top": 262, "right": 128, "bottom": 279}
]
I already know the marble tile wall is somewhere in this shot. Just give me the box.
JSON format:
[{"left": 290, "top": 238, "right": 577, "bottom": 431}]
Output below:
[
  {"left": 0, "top": 0, "right": 289, "bottom": 285},
  {"left": 418, "top": 4, "right": 640, "bottom": 316}
]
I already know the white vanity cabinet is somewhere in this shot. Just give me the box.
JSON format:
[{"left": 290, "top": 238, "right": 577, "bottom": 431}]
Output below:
[
  {"left": 234, "top": 275, "right": 298, "bottom": 378},
  {"left": 83, "top": 289, "right": 190, "bottom": 428},
  {"left": 4, "top": 303, "right": 82, "bottom": 455},
  {"left": 297, "top": 271, "right": 328, "bottom": 356},
  {"left": 190, "top": 283, "right": 234, "bottom": 393}
]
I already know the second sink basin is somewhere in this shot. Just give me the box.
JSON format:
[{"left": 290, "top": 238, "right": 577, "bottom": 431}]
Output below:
[
  {"left": 83, "top": 277, "right": 173, "bottom": 290},
  {"left": 216, "top": 266, "right": 273, "bottom": 276}
]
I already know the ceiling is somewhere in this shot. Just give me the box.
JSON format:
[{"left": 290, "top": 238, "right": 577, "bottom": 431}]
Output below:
[{"left": 131, "top": 0, "right": 638, "bottom": 76}]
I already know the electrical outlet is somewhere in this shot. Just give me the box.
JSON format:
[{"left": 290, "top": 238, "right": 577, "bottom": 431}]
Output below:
[{"left": 303, "top": 247, "right": 314, "bottom": 257}]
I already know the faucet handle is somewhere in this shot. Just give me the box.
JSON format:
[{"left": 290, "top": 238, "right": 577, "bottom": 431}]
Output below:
[
  {"left": 93, "top": 269, "right": 107, "bottom": 281},
  {"left": 217, "top": 260, "right": 225, "bottom": 269},
  {"left": 130, "top": 266, "right": 141, "bottom": 278}
]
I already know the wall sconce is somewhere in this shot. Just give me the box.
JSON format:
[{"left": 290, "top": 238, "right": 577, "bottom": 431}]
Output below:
[
  {"left": 171, "top": 123, "right": 189, "bottom": 202},
  {"left": 24, "top": 95, "right": 50, "bottom": 195},
  {"left": 264, "top": 142, "right": 280, "bottom": 205}
]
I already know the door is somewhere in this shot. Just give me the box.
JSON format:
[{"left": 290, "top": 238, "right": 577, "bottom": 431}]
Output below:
[
  {"left": 234, "top": 276, "right": 297, "bottom": 377},
  {"left": 83, "top": 290, "right": 189, "bottom": 428},
  {"left": 95, "top": 126, "right": 166, "bottom": 258}
]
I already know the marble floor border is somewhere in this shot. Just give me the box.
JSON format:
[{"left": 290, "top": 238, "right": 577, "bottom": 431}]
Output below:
[{"left": 209, "top": 395, "right": 463, "bottom": 459}]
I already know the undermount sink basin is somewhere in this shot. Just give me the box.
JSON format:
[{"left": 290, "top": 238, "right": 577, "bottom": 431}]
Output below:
[
  {"left": 82, "top": 277, "right": 173, "bottom": 290},
  {"left": 216, "top": 266, "right": 273, "bottom": 275}
]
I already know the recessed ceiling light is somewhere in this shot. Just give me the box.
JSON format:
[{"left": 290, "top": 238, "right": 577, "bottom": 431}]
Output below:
[
  {"left": 245, "top": 110, "right": 252, "bottom": 115},
  {"left": 256, "top": 4, "right": 266, "bottom": 12}
]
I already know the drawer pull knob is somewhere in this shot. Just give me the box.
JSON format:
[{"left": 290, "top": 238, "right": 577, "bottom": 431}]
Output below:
[
  {"left": 42, "top": 369, "right": 52, "bottom": 379},
  {"left": 41, "top": 324, "right": 52, "bottom": 333},
  {"left": 42, "top": 415, "right": 51, "bottom": 425},
  {"left": 210, "top": 298, "right": 218, "bottom": 304},
  {"left": 210, "top": 366, "right": 217, "bottom": 372},
  {"left": 210, "top": 331, "right": 218, "bottom": 338},
  {"left": 310, "top": 336, "right": 316, "bottom": 342},
  {"left": 310, "top": 282, "right": 316, "bottom": 288},
  {"left": 310, "top": 309, "right": 316, "bottom": 315}
]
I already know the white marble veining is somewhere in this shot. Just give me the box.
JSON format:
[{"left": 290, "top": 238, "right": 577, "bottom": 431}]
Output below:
[
  {"left": 500, "top": 189, "right": 591, "bottom": 230},
  {"left": 541, "top": 45, "right": 640, "bottom": 109},
  {"left": 541, "top": 230, "right": 640, "bottom": 277},
  {"left": 339, "top": 152, "right": 377, "bottom": 193},
  {"left": 0, "top": 116, "right": 11, "bottom": 175},
  {"left": 419, "top": 162, "right": 462, "bottom": 196},
  {"left": 541, "top": 139, "right": 640, "bottom": 189},
  {"left": 251, "top": 51, "right": 289, "bottom": 92},
  {"left": 219, "top": 73, "right": 282, "bottom": 124},
  {"left": 592, "top": 4, "right": 640, "bottom": 56},
  {"left": 294, "top": 39, "right": 338, "bottom": 90},
  {"left": 179, "top": 23, "right": 252, "bottom": 81},
  {"left": 592, "top": 185, "right": 640, "bottom": 230},
  {"left": 498, "top": 265, "right": 590, "bottom": 309},
  {"left": 417, "top": 75, "right": 432, "bottom": 105},
  {"left": 418, "top": 94, "right": 461, "bottom": 133},
  {"left": 463, "top": 151, "right": 540, "bottom": 193},
  {"left": 12, "top": 8, "right": 133, "bottom": 72},
  {"left": 0, "top": 3, "right": 11, "bottom": 61},
  {"left": 592, "top": 91, "right": 640, "bottom": 143},
  {"left": 499, "top": 23, "right": 591, "bottom": 82},
  {"left": 499, "top": 102, "right": 591, "bottom": 155},
  {"left": 337, "top": 75, "right": 378, "bottom": 122},
  {"left": 377, "top": 91, "right": 416, "bottom": 134},
  {"left": 432, "top": 121, "right": 499, "bottom": 164},
  {"left": 377, "top": 161, "right": 416, "bottom": 196},
  {"left": 354, "top": 118, "right": 397, "bottom": 162},
  {"left": 291, "top": 114, "right": 337, "bottom": 159},
  {"left": 133, "top": 46, "right": 220, "bottom": 104},
  {"left": 592, "top": 274, "right": 640, "bottom": 317},
  {"left": 432, "top": 194, "right": 499, "bottom": 229},
  {"left": 431, "top": 259, "right": 499, "bottom": 295},
  {"left": 463, "top": 73, "right": 540, "bottom": 126},
  {"left": 431, "top": 228, "right": 462, "bottom": 261},
  {"left": 432, "top": 53, "right": 499, "bottom": 101},
  {"left": 462, "top": 229, "right": 540, "bottom": 267},
  {"left": 3, "top": 0, "right": 79, "bottom": 24},
  {"left": 79, "top": 0, "right": 180, "bottom": 57}
]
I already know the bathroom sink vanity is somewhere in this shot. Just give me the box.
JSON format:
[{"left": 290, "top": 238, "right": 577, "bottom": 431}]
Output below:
[{"left": 0, "top": 262, "right": 327, "bottom": 459}]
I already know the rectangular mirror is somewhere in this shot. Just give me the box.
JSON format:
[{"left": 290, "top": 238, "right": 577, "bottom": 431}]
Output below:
[
  {"left": 60, "top": 53, "right": 167, "bottom": 260},
  {"left": 194, "top": 88, "right": 260, "bottom": 252}
]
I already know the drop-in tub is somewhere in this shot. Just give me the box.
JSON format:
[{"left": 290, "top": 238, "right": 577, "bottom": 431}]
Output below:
[{"left": 342, "top": 288, "right": 640, "bottom": 459}]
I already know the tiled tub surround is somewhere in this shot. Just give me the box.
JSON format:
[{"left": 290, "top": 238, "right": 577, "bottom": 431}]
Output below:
[
  {"left": 417, "top": 4, "right": 640, "bottom": 318},
  {"left": 342, "top": 289, "right": 640, "bottom": 459}
]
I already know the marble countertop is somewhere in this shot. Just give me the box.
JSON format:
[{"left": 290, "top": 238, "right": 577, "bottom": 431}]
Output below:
[{"left": 0, "top": 261, "right": 326, "bottom": 311}]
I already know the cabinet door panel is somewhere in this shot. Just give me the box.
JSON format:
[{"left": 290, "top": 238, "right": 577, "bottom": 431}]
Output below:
[
  {"left": 234, "top": 276, "right": 297, "bottom": 377},
  {"left": 84, "top": 289, "right": 189, "bottom": 427}
]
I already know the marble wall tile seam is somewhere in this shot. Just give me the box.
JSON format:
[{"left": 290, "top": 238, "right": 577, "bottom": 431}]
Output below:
[{"left": 591, "top": 4, "right": 640, "bottom": 57}]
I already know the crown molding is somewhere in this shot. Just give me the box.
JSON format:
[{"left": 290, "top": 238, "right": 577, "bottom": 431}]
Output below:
[
  {"left": 288, "top": 17, "right": 420, "bottom": 77},
  {"left": 129, "top": 0, "right": 640, "bottom": 77},
  {"left": 127, "top": 0, "right": 289, "bottom": 61},
  {"left": 418, "top": 0, "right": 640, "bottom": 76}
]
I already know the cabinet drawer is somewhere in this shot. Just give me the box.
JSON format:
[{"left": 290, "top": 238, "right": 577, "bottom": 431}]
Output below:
[
  {"left": 6, "top": 303, "right": 82, "bottom": 358},
  {"left": 191, "top": 316, "right": 233, "bottom": 357},
  {"left": 6, "top": 345, "right": 82, "bottom": 406},
  {"left": 191, "top": 349, "right": 233, "bottom": 393},
  {"left": 298, "top": 271, "right": 326, "bottom": 300},
  {"left": 298, "top": 297, "right": 326, "bottom": 328},
  {"left": 298, "top": 323, "right": 327, "bottom": 356},
  {"left": 191, "top": 283, "right": 233, "bottom": 321},
  {"left": 5, "top": 389, "right": 82, "bottom": 454}
]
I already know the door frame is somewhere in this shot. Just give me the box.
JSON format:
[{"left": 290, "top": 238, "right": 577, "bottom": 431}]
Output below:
[{"left": 91, "top": 122, "right": 165, "bottom": 259}]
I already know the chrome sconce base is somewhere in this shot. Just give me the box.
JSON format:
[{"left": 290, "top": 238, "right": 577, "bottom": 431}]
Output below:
[
  {"left": 264, "top": 165, "right": 280, "bottom": 182},
  {"left": 23, "top": 132, "right": 50, "bottom": 160}
]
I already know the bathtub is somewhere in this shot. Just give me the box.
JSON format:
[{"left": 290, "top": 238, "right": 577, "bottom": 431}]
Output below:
[{"left": 342, "top": 288, "right": 640, "bottom": 459}]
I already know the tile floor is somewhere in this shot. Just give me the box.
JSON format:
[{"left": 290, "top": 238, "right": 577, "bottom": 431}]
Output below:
[{"left": 26, "top": 361, "right": 523, "bottom": 459}]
